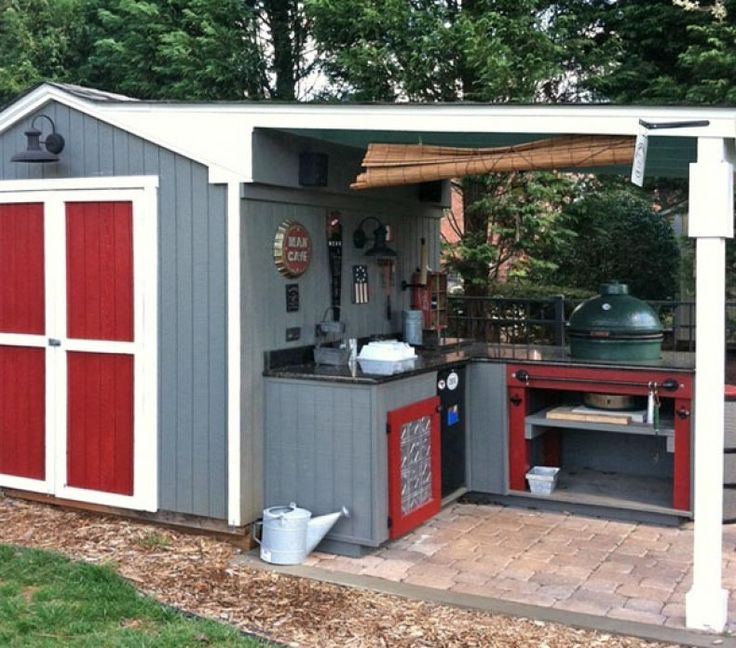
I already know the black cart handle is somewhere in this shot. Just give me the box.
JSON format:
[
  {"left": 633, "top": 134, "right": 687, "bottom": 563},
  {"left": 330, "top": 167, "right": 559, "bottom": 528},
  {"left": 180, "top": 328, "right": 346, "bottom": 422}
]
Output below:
[{"left": 513, "top": 369, "right": 679, "bottom": 392}]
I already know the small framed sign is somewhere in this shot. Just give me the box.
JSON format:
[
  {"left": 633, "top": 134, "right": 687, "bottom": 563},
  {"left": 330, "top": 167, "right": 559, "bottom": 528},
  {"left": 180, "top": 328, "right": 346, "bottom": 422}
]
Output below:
[
  {"left": 285, "top": 283, "right": 300, "bottom": 312},
  {"left": 274, "top": 220, "right": 312, "bottom": 278}
]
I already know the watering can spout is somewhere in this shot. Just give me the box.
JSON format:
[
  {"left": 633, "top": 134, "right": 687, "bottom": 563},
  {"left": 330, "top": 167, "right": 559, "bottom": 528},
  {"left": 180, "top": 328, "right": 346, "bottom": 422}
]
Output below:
[{"left": 306, "top": 506, "right": 349, "bottom": 554}]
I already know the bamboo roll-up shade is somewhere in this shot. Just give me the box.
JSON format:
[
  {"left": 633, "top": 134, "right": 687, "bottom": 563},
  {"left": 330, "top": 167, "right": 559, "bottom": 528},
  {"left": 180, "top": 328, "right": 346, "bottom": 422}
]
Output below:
[{"left": 350, "top": 135, "right": 635, "bottom": 190}]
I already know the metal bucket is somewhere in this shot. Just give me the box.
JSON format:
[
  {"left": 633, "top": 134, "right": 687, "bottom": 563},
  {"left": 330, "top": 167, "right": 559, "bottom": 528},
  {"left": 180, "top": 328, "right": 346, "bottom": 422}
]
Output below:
[
  {"left": 402, "top": 310, "right": 423, "bottom": 346},
  {"left": 256, "top": 503, "right": 311, "bottom": 565}
]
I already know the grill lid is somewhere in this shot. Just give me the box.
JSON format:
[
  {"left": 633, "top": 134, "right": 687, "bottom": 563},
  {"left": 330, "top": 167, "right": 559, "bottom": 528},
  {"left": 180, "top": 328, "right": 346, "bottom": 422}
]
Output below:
[{"left": 568, "top": 282, "right": 663, "bottom": 339}]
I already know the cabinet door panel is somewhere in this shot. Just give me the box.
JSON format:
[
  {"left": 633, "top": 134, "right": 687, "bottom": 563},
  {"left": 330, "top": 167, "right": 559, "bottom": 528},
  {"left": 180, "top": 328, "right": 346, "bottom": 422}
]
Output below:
[
  {"left": 0, "top": 347, "right": 45, "bottom": 479},
  {"left": 387, "top": 396, "right": 441, "bottom": 538}
]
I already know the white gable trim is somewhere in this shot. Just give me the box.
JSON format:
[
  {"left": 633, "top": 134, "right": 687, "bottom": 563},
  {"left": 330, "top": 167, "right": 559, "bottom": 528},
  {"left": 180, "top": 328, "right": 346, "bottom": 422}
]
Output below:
[{"left": 0, "top": 84, "right": 242, "bottom": 183}]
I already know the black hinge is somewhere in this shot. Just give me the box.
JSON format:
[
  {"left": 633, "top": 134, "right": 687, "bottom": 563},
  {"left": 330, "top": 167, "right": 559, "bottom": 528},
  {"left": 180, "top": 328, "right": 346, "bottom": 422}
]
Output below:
[
  {"left": 386, "top": 422, "right": 391, "bottom": 435},
  {"left": 387, "top": 516, "right": 393, "bottom": 528}
]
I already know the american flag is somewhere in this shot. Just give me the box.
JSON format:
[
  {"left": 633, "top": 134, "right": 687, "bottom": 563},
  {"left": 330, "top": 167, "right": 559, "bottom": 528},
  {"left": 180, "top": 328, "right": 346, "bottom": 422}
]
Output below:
[{"left": 352, "top": 265, "right": 369, "bottom": 304}]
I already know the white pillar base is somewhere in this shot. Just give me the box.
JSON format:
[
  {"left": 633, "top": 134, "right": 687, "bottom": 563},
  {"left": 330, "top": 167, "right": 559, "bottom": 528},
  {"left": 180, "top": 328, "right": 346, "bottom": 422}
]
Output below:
[{"left": 685, "top": 586, "right": 729, "bottom": 632}]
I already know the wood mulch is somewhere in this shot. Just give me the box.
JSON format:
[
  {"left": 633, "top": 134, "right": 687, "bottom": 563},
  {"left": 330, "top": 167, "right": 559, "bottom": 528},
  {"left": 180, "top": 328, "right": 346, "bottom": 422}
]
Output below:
[{"left": 0, "top": 494, "right": 682, "bottom": 647}]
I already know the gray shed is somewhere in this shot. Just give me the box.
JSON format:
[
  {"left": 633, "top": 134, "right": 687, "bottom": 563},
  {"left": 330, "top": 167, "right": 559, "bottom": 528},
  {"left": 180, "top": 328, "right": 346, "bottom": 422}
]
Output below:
[{"left": 0, "top": 82, "right": 444, "bottom": 530}]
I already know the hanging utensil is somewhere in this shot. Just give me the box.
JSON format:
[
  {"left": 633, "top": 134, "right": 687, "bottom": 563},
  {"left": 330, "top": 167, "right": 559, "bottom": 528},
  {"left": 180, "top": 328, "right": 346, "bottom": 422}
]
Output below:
[
  {"left": 379, "top": 258, "right": 394, "bottom": 320},
  {"left": 326, "top": 212, "right": 343, "bottom": 320},
  {"left": 419, "top": 237, "right": 428, "bottom": 285},
  {"left": 647, "top": 381, "right": 661, "bottom": 430}
]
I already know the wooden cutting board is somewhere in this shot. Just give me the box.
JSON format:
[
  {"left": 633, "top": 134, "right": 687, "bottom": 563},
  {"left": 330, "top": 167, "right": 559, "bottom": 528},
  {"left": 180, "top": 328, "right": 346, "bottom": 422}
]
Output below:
[{"left": 545, "top": 406, "right": 631, "bottom": 425}]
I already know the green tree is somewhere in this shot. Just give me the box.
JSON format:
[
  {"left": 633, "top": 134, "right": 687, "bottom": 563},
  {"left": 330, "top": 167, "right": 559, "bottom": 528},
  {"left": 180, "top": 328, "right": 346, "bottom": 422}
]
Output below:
[
  {"left": 308, "top": 0, "right": 567, "bottom": 102},
  {"left": 541, "top": 189, "right": 681, "bottom": 300},
  {"left": 0, "top": 0, "right": 316, "bottom": 103},
  {"left": 78, "top": 0, "right": 259, "bottom": 100},
  {"left": 80, "top": 0, "right": 317, "bottom": 100},
  {"left": 563, "top": 0, "right": 736, "bottom": 105},
  {"left": 443, "top": 172, "right": 580, "bottom": 292},
  {"left": 0, "top": 0, "right": 86, "bottom": 105}
]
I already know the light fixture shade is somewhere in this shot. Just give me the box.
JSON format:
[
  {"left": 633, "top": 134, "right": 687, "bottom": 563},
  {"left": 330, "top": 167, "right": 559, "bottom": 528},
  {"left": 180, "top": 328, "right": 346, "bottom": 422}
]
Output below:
[
  {"left": 11, "top": 115, "right": 65, "bottom": 164},
  {"left": 364, "top": 224, "right": 397, "bottom": 257}
]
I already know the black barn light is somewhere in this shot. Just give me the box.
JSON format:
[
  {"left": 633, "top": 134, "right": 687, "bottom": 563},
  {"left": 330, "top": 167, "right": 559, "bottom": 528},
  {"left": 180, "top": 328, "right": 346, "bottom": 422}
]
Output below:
[
  {"left": 353, "top": 216, "right": 397, "bottom": 258},
  {"left": 11, "top": 114, "right": 65, "bottom": 163}
]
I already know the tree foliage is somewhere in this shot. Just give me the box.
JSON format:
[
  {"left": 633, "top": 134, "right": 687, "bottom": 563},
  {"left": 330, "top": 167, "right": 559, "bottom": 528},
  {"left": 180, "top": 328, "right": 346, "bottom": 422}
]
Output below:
[
  {"left": 80, "top": 0, "right": 319, "bottom": 101},
  {"left": 0, "top": 0, "right": 317, "bottom": 104},
  {"left": 307, "top": 0, "right": 567, "bottom": 102},
  {"left": 0, "top": 0, "right": 86, "bottom": 105},
  {"left": 78, "top": 0, "right": 259, "bottom": 100},
  {"left": 539, "top": 189, "right": 681, "bottom": 300},
  {"left": 442, "top": 172, "right": 580, "bottom": 293},
  {"left": 564, "top": 0, "right": 736, "bottom": 105}
]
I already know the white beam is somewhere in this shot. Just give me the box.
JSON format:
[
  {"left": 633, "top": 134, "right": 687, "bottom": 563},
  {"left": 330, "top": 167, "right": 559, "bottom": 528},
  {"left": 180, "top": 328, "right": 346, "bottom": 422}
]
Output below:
[{"left": 686, "top": 137, "right": 734, "bottom": 632}]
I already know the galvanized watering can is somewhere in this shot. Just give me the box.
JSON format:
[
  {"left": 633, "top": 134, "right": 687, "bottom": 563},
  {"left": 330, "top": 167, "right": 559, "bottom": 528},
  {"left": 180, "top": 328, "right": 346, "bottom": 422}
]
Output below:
[{"left": 254, "top": 502, "right": 349, "bottom": 565}]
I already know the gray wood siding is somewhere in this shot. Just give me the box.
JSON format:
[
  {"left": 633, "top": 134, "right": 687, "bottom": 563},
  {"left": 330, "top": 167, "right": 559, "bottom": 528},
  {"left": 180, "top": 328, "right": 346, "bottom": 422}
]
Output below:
[
  {"left": 264, "top": 373, "right": 436, "bottom": 547},
  {"left": 467, "top": 363, "right": 508, "bottom": 494},
  {"left": 242, "top": 184, "right": 442, "bottom": 523},
  {"left": 0, "top": 102, "right": 228, "bottom": 519}
]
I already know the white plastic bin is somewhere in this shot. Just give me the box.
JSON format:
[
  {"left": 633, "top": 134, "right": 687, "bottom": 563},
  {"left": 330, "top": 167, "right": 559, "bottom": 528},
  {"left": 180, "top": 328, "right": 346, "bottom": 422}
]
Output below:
[
  {"left": 526, "top": 466, "right": 560, "bottom": 496},
  {"left": 357, "top": 340, "right": 417, "bottom": 375}
]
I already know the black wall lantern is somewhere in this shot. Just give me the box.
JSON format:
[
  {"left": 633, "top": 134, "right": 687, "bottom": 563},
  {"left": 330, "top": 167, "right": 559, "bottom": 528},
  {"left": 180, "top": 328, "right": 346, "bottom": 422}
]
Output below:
[
  {"left": 353, "top": 216, "right": 397, "bottom": 258},
  {"left": 11, "top": 114, "right": 65, "bottom": 163}
]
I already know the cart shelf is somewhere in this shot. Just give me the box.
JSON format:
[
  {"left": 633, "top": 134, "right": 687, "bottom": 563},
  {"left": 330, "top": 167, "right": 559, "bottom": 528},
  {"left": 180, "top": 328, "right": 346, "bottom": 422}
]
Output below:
[{"left": 525, "top": 405, "right": 674, "bottom": 440}]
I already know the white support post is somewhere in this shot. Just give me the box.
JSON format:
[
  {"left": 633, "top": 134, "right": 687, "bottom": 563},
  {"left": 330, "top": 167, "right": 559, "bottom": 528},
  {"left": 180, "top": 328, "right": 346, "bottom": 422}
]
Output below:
[
  {"left": 686, "top": 137, "right": 734, "bottom": 632},
  {"left": 226, "top": 179, "right": 242, "bottom": 528}
]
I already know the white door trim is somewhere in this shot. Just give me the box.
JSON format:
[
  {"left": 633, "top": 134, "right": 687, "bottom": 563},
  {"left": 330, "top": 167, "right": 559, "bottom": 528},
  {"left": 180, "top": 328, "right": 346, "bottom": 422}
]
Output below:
[{"left": 0, "top": 177, "right": 159, "bottom": 512}]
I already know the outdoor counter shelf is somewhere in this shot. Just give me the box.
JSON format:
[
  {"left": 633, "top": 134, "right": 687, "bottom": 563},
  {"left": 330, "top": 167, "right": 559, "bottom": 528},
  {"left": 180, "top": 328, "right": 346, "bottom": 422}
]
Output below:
[{"left": 263, "top": 342, "right": 697, "bottom": 384}]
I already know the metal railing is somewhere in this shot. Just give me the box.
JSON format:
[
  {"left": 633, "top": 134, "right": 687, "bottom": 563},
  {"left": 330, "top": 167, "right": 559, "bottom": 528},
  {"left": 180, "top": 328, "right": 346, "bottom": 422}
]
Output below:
[{"left": 447, "top": 295, "right": 736, "bottom": 351}]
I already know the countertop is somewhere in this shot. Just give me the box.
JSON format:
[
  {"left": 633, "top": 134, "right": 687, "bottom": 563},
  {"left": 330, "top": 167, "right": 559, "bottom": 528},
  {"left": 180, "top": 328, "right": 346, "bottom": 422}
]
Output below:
[{"left": 263, "top": 341, "right": 696, "bottom": 385}]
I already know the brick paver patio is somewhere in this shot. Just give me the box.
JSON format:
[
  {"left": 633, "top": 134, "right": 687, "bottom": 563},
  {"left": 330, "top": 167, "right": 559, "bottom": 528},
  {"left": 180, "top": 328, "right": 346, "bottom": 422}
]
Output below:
[{"left": 303, "top": 503, "right": 736, "bottom": 630}]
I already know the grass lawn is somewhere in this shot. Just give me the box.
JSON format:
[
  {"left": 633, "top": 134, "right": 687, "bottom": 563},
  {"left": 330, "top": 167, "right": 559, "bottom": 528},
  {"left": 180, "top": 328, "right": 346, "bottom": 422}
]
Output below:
[{"left": 0, "top": 545, "right": 263, "bottom": 647}]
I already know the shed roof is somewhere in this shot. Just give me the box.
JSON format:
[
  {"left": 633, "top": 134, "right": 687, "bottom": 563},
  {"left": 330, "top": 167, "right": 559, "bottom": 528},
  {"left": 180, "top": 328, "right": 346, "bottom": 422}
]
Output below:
[{"left": 1, "top": 83, "right": 734, "bottom": 182}]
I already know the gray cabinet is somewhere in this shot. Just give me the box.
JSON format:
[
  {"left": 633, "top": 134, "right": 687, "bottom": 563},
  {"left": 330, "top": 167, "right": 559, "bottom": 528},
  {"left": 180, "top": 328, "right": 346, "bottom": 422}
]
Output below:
[
  {"left": 467, "top": 363, "right": 508, "bottom": 494},
  {"left": 264, "top": 372, "right": 437, "bottom": 554}
]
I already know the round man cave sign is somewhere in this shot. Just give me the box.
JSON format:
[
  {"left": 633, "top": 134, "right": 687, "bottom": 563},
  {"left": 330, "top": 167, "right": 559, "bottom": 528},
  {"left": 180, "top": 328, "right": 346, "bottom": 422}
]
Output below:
[{"left": 273, "top": 220, "right": 312, "bottom": 278}]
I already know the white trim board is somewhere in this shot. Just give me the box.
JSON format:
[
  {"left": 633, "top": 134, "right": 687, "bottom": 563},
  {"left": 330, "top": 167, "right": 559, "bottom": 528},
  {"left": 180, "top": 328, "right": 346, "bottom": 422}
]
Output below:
[{"left": 0, "top": 85, "right": 239, "bottom": 183}]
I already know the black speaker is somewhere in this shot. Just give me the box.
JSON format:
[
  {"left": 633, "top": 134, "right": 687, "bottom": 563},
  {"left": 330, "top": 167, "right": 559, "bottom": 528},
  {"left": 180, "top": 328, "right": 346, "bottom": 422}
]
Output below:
[
  {"left": 299, "top": 152, "right": 328, "bottom": 187},
  {"left": 419, "top": 180, "right": 443, "bottom": 203}
]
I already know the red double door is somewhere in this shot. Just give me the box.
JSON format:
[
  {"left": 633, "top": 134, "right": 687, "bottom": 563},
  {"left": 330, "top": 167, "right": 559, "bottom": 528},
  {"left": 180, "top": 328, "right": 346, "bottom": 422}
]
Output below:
[{"left": 0, "top": 199, "right": 137, "bottom": 502}]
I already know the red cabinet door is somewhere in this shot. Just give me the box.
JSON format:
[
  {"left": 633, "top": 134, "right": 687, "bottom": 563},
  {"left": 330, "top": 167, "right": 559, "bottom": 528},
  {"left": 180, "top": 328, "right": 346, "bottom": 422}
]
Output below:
[{"left": 387, "top": 396, "right": 441, "bottom": 539}]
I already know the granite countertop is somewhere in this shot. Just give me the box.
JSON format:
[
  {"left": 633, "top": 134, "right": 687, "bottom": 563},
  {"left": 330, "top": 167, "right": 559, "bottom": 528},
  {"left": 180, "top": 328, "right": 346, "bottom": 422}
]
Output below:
[{"left": 263, "top": 341, "right": 696, "bottom": 385}]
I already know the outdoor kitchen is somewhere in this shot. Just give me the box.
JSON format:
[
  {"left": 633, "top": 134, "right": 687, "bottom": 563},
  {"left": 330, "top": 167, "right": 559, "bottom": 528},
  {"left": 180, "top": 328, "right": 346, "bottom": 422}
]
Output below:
[
  {"left": 263, "top": 277, "right": 704, "bottom": 558},
  {"left": 0, "top": 83, "right": 734, "bottom": 632}
]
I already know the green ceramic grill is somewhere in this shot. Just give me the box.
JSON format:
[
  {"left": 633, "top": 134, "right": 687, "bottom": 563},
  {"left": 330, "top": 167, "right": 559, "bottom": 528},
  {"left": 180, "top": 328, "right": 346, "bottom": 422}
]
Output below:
[{"left": 567, "top": 282, "right": 663, "bottom": 362}]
